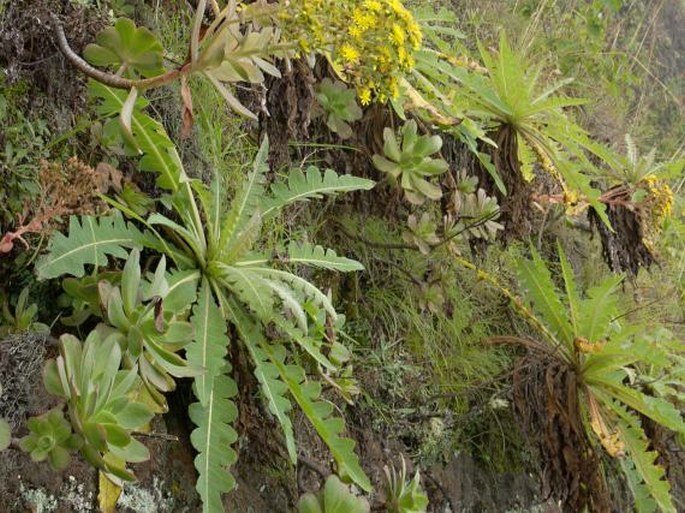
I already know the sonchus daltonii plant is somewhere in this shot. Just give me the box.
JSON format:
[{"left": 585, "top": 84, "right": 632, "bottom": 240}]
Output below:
[
  {"left": 36, "top": 82, "right": 375, "bottom": 511},
  {"left": 595, "top": 134, "right": 681, "bottom": 254},
  {"left": 511, "top": 244, "right": 685, "bottom": 512}
]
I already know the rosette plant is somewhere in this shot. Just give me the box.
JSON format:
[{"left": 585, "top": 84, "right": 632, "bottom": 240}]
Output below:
[
  {"left": 35, "top": 82, "right": 375, "bottom": 510},
  {"left": 372, "top": 120, "right": 449, "bottom": 204},
  {"left": 508, "top": 244, "right": 685, "bottom": 512}
]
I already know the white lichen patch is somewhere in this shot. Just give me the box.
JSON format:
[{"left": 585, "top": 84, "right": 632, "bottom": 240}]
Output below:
[
  {"left": 117, "top": 476, "right": 175, "bottom": 513},
  {"left": 62, "top": 475, "right": 94, "bottom": 511},
  {"left": 19, "top": 478, "right": 58, "bottom": 513},
  {"left": 18, "top": 474, "right": 94, "bottom": 512}
]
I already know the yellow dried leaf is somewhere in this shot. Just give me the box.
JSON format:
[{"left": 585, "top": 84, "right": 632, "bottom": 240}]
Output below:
[{"left": 98, "top": 472, "right": 122, "bottom": 513}]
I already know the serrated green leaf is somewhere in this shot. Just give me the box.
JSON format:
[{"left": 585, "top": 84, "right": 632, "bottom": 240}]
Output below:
[
  {"left": 577, "top": 274, "right": 623, "bottom": 343},
  {"left": 517, "top": 246, "right": 574, "bottom": 349},
  {"left": 189, "top": 371, "right": 239, "bottom": 512},
  {"left": 284, "top": 243, "right": 364, "bottom": 272},
  {"left": 218, "top": 137, "right": 269, "bottom": 256},
  {"left": 231, "top": 305, "right": 297, "bottom": 463},
  {"left": 36, "top": 213, "right": 152, "bottom": 280},
  {"left": 264, "top": 344, "right": 371, "bottom": 492},
  {"left": 607, "top": 400, "right": 677, "bottom": 513},
  {"left": 262, "top": 166, "right": 375, "bottom": 219},
  {"left": 188, "top": 279, "right": 230, "bottom": 406}
]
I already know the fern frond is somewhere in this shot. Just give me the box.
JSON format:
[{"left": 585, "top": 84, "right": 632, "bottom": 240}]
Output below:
[
  {"left": 284, "top": 243, "right": 364, "bottom": 272},
  {"left": 36, "top": 213, "right": 156, "bottom": 280},
  {"left": 218, "top": 137, "right": 269, "bottom": 256},
  {"left": 263, "top": 343, "right": 371, "bottom": 492},
  {"left": 517, "top": 246, "right": 574, "bottom": 350},
  {"left": 261, "top": 166, "right": 375, "bottom": 220},
  {"left": 188, "top": 370, "right": 239, "bottom": 512}
]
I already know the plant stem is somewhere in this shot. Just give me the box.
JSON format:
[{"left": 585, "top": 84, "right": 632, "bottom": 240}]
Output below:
[{"left": 51, "top": 14, "right": 185, "bottom": 91}]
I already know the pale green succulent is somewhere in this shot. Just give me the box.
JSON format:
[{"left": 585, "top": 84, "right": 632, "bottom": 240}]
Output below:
[
  {"left": 383, "top": 456, "right": 429, "bottom": 513},
  {"left": 315, "top": 78, "right": 363, "bottom": 139},
  {"left": 19, "top": 408, "right": 82, "bottom": 470},
  {"left": 297, "top": 475, "right": 370, "bottom": 513},
  {"left": 372, "top": 120, "right": 449, "bottom": 205},
  {"left": 42, "top": 331, "right": 154, "bottom": 483}
]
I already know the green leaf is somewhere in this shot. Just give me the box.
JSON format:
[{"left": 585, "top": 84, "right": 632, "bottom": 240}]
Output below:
[
  {"left": 89, "top": 81, "right": 188, "bottom": 195},
  {"left": 517, "top": 246, "right": 574, "bottom": 349},
  {"left": 188, "top": 279, "right": 230, "bottom": 406},
  {"left": 577, "top": 274, "right": 623, "bottom": 343},
  {"left": 262, "top": 166, "right": 375, "bottom": 220},
  {"left": 188, "top": 371, "right": 239, "bottom": 512},
  {"left": 36, "top": 212, "right": 152, "bottom": 280},
  {"left": 322, "top": 475, "right": 370, "bottom": 513},
  {"left": 121, "top": 249, "right": 141, "bottom": 317},
  {"left": 231, "top": 304, "right": 297, "bottom": 463},
  {"left": 218, "top": 137, "right": 269, "bottom": 256},
  {"left": 372, "top": 120, "right": 447, "bottom": 203},
  {"left": 116, "top": 403, "right": 153, "bottom": 430},
  {"left": 283, "top": 243, "right": 364, "bottom": 272},
  {"left": 84, "top": 18, "right": 164, "bottom": 78},
  {"left": 557, "top": 243, "right": 580, "bottom": 334},
  {"left": 298, "top": 494, "right": 323, "bottom": 513},
  {"left": 218, "top": 266, "right": 274, "bottom": 320},
  {"left": 264, "top": 344, "right": 371, "bottom": 492},
  {"left": 608, "top": 401, "right": 677, "bottom": 513},
  {"left": 244, "top": 267, "right": 337, "bottom": 320}
]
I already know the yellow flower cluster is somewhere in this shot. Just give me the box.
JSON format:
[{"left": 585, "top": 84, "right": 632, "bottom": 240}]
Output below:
[
  {"left": 636, "top": 174, "right": 674, "bottom": 252},
  {"left": 279, "top": 0, "right": 422, "bottom": 105}
]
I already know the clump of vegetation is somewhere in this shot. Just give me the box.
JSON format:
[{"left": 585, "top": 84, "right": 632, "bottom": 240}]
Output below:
[
  {"left": 1, "top": 1, "right": 683, "bottom": 512},
  {"left": 510, "top": 245, "right": 684, "bottom": 512}
]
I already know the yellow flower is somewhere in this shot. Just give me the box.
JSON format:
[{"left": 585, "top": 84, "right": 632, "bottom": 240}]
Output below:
[
  {"left": 364, "top": 0, "right": 382, "bottom": 11},
  {"left": 397, "top": 46, "right": 408, "bottom": 64},
  {"left": 352, "top": 8, "right": 374, "bottom": 31},
  {"left": 340, "top": 43, "right": 360, "bottom": 63},
  {"left": 390, "top": 23, "right": 406, "bottom": 45},
  {"left": 359, "top": 87, "right": 372, "bottom": 105},
  {"left": 387, "top": 0, "right": 404, "bottom": 14},
  {"left": 348, "top": 25, "right": 363, "bottom": 38}
]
